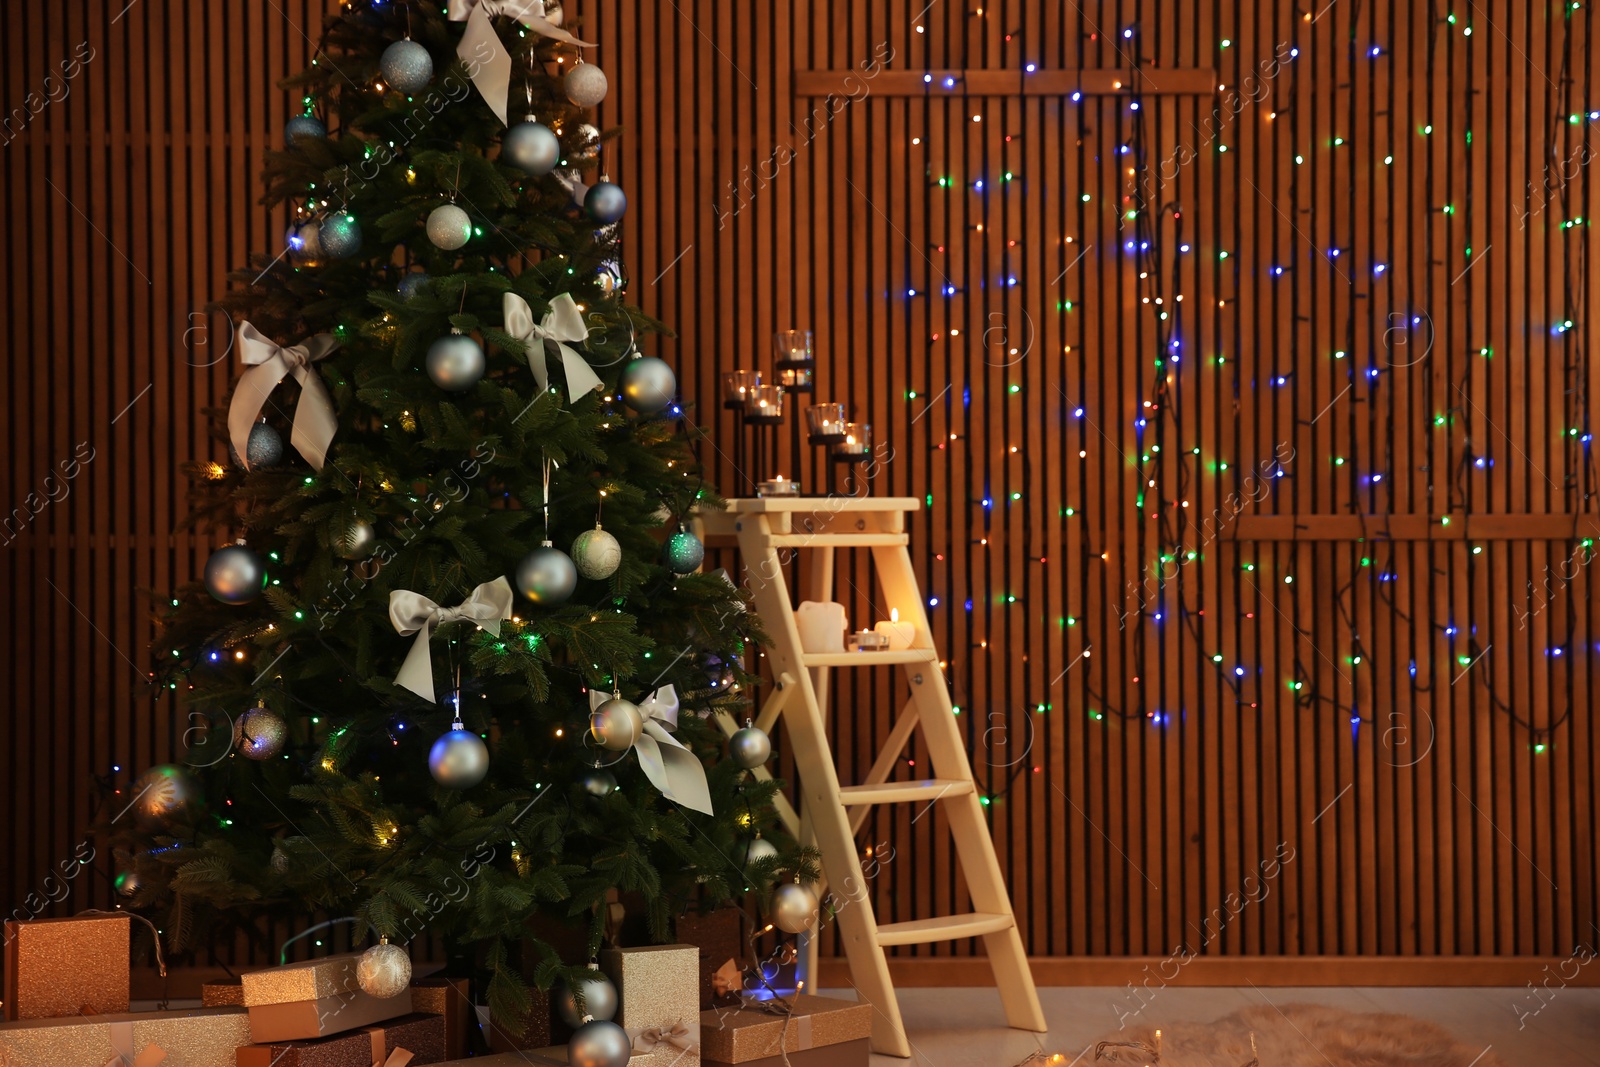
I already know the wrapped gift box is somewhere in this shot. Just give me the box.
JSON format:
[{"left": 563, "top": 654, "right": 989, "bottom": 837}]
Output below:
[
  {"left": 410, "top": 977, "right": 471, "bottom": 1060},
  {"left": 241, "top": 954, "right": 412, "bottom": 1042},
  {"left": 673, "top": 908, "right": 745, "bottom": 1010},
  {"left": 434, "top": 1053, "right": 565, "bottom": 1067},
  {"left": 599, "top": 945, "right": 701, "bottom": 1067},
  {"left": 0, "top": 1005, "right": 250, "bottom": 1067},
  {"left": 2, "top": 913, "right": 131, "bottom": 1020},
  {"left": 203, "top": 979, "right": 246, "bottom": 1007},
  {"left": 698, "top": 994, "right": 871, "bottom": 1064},
  {"left": 235, "top": 1011, "right": 444, "bottom": 1066}
]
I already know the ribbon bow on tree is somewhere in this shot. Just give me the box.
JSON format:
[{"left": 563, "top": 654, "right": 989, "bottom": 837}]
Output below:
[
  {"left": 388, "top": 577, "right": 515, "bottom": 702},
  {"left": 450, "top": 0, "right": 594, "bottom": 125},
  {"left": 589, "top": 685, "right": 713, "bottom": 814},
  {"left": 503, "top": 292, "right": 603, "bottom": 401},
  {"left": 227, "top": 322, "right": 340, "bottom": 471}
]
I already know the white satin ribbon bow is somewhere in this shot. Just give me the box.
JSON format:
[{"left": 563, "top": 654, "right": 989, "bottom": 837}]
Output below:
[
  {"left": 590, "top": 685, "right": 714, "bottom": 814},
  {"left": 227, "top": 321, "right": 340, "bottom": 471},
  {"left": 389, "top": 577, "right": 515, "bottom": 702},
  {"left": 504, "top": 292, "right": 603, "bottom": 401},
  {"left": 451, "top": 0, "right": 594, "bottom": 125}
]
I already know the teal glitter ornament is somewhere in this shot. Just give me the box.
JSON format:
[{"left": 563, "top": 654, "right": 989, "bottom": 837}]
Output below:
[
  {"left": 662, "top": 527, "right": 704, "bottom": 574},
  {"left": 319, "top": 212, "right": 362, "bottom": 258}
]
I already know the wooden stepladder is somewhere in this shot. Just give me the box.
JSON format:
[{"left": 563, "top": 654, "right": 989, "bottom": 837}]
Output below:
[{"left": 699, "top": 497, "right": 1046, "bottom": 1057}]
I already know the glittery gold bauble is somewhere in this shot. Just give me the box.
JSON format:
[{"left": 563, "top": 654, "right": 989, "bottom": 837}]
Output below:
[{"left": 357, "top": 941, "right": 413, "bottom": 998}]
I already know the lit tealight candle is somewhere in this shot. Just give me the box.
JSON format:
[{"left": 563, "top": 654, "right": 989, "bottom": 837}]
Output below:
[{"left": 875, "top": 608, "right": 916, "bottom": 650}]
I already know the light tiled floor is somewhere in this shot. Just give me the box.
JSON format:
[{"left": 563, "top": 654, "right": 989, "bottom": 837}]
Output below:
[{"left": 822, "top": 985, "right": 1600, "bottom": 1067}]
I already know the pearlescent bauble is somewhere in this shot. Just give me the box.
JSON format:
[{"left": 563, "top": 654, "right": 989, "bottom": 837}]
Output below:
[
  {"left": 429, "top": 728, "right": 490, "bottom": 788},
  {"left": 426, "top": 203, "right": 472, "bottom": 250},
  {"left": 565, "top": 62, "right": 610, "bottom": 107},
  {"left": 662, "top": 529, "right": 704, "bottom": 574},
  {"left": 357, "top": 942, "right": 413, "bottom": 998},
  {"left": 578, "top": 766, "right": 617, "bottom": 796},
  {"left": 231, "top": 421, "right": 284, "bottom": 469},
  {"left": 516, "top": 544, "right": 578, "bottom": 604},
  {"left": 287, "top": 220, "right": 322, "bottom": 261},
  {"left": 398, "top": 271, "right": 431, "bottom": 299},
  {"left": 739, "top": 835, "right": 779, "bottom": 870},
  {"left": 771, "top": 882, "right": 819, "bottom": 934},
  {"left": 285, "top": 114, "right": 326, "bottom": 142},
  {"left": 205, "top": 544, "right": 266, "bottom": 604},
  {"left": 569, "top": 122, "right": 601, "bottom": 161},
  {"left": 319, "top": 212, "right": 362, "bottom": 258},
  {"left": 568, "top": 1019, "right": 631, "bottom": 1067},
  {"left": 554, "top": 970, "right": 619, "bottom": 1028},
  {"left": 115, "top": 869, "right": 141, "bottom": 896},
  {"left": 336, "top": 519, "right": 377, "bottom": 560},
  {"left": 427, "top": 332, "right": 486, "bottom": 391},
  {"left": 729, "top": 723, "right": 772, "bottom": 769},
  {"left": 381, "top": 39, "right": 434, "bottom": 94},
  {"left": 504, "top": 119, "right": 561, "bottom": 175},
  {"left": 590, "top": 697, "right": 643, "bottom": 752},
  {"left": 235, "top": 706, "right": 287, "bottom": 760},
  {"left": 133, "top": 765, "right": 200, "bottom": 825},
  {"left": 620, "top": 356, "right": 676, "bottom": 414},
  {"left": 572, "top": 524, "right": 622, "bottom": 580},
  {"left": 585, "top": 181, "right": 627, "bottom": 224}
]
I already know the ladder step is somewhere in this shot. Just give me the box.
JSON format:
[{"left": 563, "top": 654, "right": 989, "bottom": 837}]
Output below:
[
  {"left": 768, "top": 533, "right": 910, "bottom": 547},
  {"left": 838, "top": 779, "right": 973, "bottom": 806},
  {"left": 875, "top": 913, "right": 1016, "bottom": 947},
  {"left": 801, "top": 649, "right": 938, "bottom": 668}
]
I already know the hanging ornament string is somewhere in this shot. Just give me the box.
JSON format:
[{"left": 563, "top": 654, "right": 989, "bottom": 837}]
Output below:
[{"left": 542, "top": 454, "right": 557, "bottom": 542}]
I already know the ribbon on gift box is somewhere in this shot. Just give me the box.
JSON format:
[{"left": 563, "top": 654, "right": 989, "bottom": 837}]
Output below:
[
  {"left": 589, "top": 685, "right": 714, "bottom": 814},
  {"left": 390, "top": 577, "right": 515, "bottom": 702},
  {"left": 104, "top": 1023, "right": 166, "bottom": 1067},
  {"left": 227, "top": 321, "right": 340, "bottom": 471},
  {"left": 628, "top": 1017, "right": 698, "bottom": 1067},
  {"left": 450, "top": 0, "right": 593, "bottom": 125},
  {"left": 710, "top": 958, "right": 743, "bottom": 997},
  {"left": 503, "top": 292, "right": 603, "bottom": 402},
  {"left": 369, "top": 1027, "right": 415, "bottom": 1067}
]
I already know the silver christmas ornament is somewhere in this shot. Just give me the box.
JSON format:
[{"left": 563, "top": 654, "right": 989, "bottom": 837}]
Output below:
[
  {"left": 133, "top": 765, "right": 200, "bottom": 825},
  {"left": 662, "top": 529, "right": 704, "bottom": 574},
  {"left": 231, "top": 421, "right": 285, "bottom": 469},
  {"left": 336, "top": 519, "right": 377, "bottom": 560},
  {"left": 504, "top": 119, "right": 561, "bottom": 175},
  {"left": 320, "top": 212, "right": 362, "bottom": 258},
  {"left": 357, "top": 940, "right": 413, "bottom": 998},
  {"left": 740, "top": 835, "right": 779, "bottom": 870},
  {"left": 585, "top": 181, "right": 627, "bottom": 224},
  {"left": 427, "top": 331, "right": 486, "bottom": 391},
  {"left": 398, "top": 271, "right": 431, "bottom": 299},
  {"left": 569, "top": 122, "right": 601, "bottom": 162},
  {"left": 620, "top": 356, "right": 676, "bottom": 414},
  {"left": 516, "top": 542, "right": 578, "bottom": 604},
  {"left": 565, "top": 62, "right": 610, "bottom": 108},
  {"left": 568, "top": 1019, "right": 631, "bottom": 1067},
  {"left": 205, "top": 543, "right": 266, "bottom": 604},
  {"left": 572, "top": 524, "right": 622, "bottom": 580},
  {"left": 285, "top": 114, "right": 326, "bottom": 142},
  {"left": 426, "top": 203, "right": 472, "bottom": 250},
  {"left": 578, "top": 766, "right": 617, "bottom": 796},
  {"left": 771, "top": 882, "right": 819, "bottom": 934},
  {"left": 287, "top": 220, "right": 322, "bottom": 262},
  {"left": 381, "top": 38, "right": 434, "bottom": 94},
  {"left": 554, "top": 969, "right": 619, "bottom": 1028},
  {"left": 729, "top": 721, "right": 772, "bottom": 769},
  {"left": 235, "top": 705, "right": 287, "bottom": 760},
  {"left": 429, "top": 725, "right": 490, "bottom": 788},
  {"left": 589, "top": 696, "right": 643, "bottom": 752}
]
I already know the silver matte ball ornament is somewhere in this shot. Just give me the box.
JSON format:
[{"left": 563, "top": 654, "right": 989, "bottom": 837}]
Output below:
[
  {"left": 589, "top": 696, "right": 644, "bottom": 752},
  {"left": 554, "top": 969, "right": 619, "bottom": 1028},
  {"left": 572, "top": 524, "right": 622, "bottom": 580},
  {"left": 568, "top": 1019, "right": 631, "bottom": 1067},
  {"left": 578, "top": 766, "right": 617, "bottom": 797},
  {"left": 516, "top": 543, "right": 578, "bottom": 604},
  {"left": 662, "top": 529, "right": 704, "bottom": 574},
  {"left": 235, "top": 706, "right": 288, "bottom": 760},
  {"left": 357, "top": 941, "right": 413, "bottom": 999},
  {"left": 397, "top": 272, "right": 431, "bottom": 300},
  {"left": 427, "top": 331, "right": 486, "bottom": 392},
  {"left": 504, "top": 119, "right": 561, "bottom": 175},
  {"left": 132, "top": 765, "right": 201, "bottom": 825},
  {"left": 426, "top": 203, "right": 473, "bottom": 250},
  {"left": 729, "top": 722, "right": 772, "bottom": 769},
  {"left": 285, "top": 114, "right": 326, "bottom": 143},
  {"left": 336, "top": 519, "right": 377, "bottom": 561},
  {"left": 205, "top": 543, "right": 267, "bottom": 604},
  {"left": 565, "top": 62, "right": 610, "bottom": 108},
  {"left": 739, "top": 835, "right": 779, "bottom": 870},
  {"left": 231, "top": 421, "right": 284, "bottom": 469},
  {"left": 319, "top": 212, "right": 362, "bottom": 258},
  {"left": 585, "top": 180, "right": 627, "bottom": 224},
  {"left": 620, "top": 356, "right": 676, "bottom": 414},
  {"left": 380, "top": 38, "right": 434, "bottom": 95},
  {"left": 429, "top": 726, "right": 490, "bottom": 789},
  {"left": 771, "top": 882, "right": 819, "bottom": 934}
]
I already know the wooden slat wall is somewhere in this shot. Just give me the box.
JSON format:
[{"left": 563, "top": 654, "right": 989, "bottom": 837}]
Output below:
[{"left": 4, "top": 0, "right": 1596, "bottom": 970}]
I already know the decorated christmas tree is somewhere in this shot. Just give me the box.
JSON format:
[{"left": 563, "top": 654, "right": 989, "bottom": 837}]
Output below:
[{"left": 104, "top": 0, "right": 809, "bottom": 1036}]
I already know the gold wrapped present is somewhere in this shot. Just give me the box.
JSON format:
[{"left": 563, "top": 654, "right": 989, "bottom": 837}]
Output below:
[
  {"left": 2, "top": 914, "right": 130, "bottom": 1020},
  {"left": 201, "top": 980, "right": 245, "bottom": 1007},
  {"left": 240, "top": 953, "right": 413, "bottom": 1043},
  {"left": 0, "top": 1006, "right": 250, "bottom": 1067},
  {"left": 234, "top": 1011, "right": 445, "bottom": 1066},
  {"left": 698, "top": 995, "right": 871, "bottom": 1064},
  {"left": 599, "top": 945, "right": 700, "bottom": 1067},
  {"left": 240, "top": 954, "right": 361, "bottom": 1007}
]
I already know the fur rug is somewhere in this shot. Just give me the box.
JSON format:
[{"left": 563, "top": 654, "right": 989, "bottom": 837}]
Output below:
[{"left": 1090, "top": 1002, "right": 1508, "bottom": 1067}]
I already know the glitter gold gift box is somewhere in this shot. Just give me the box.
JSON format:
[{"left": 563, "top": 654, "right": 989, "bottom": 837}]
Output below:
[
  {"left": 239, "top": 953, "right": 413, "bottom": 1042},
  {"left": 410, "top": 977, "right": 471, "bottom": 1060},
  {"left": 240, "top": 954, "right": 362, "bottom": 1007},
  {"left": 202, "top": 979, "right": 245, "bottom": 1007},
  {"left": 673, "top": 908, "right": 746, "bottom": 1010},
  {"left": 234, "top": 1011, "right": 445, "bottom": 1067},
  {"left": 2, "top": 913, "right": 131, "bottom": 1020},
  {"left": 0, "top": 1005, "right": 250, "bottom": 1067},
  {"left": 697, "top": 994, "right": 872, "bottom": 1064},
  {"left": 599, "top": 944, "right": 701, "bottom": 1067}
]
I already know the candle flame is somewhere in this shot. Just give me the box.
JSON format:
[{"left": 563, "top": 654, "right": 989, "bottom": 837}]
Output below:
[{"left": 890, "top": 608, "right": 900, "bottom": 623}]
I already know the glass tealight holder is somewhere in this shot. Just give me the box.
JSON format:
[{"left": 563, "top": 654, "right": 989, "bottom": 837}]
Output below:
[
  {"left": 722, "top": 369, "right": 761, "bottom": 410},
  {"left": 745, "top": 384, "right": 787, "bottom": 424},
  {"left": 778, "top": 364, "right": 814, "bottom": 393},
  {"left": 806, "top": 402, "right": 848, "bottom": 444},
  {"left": 774, "top": 329, "right": 814, "bottom": 367},
  {"left": 832, "top": 422, "right": 871, "bottom": 460}
]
